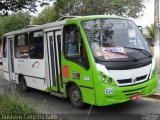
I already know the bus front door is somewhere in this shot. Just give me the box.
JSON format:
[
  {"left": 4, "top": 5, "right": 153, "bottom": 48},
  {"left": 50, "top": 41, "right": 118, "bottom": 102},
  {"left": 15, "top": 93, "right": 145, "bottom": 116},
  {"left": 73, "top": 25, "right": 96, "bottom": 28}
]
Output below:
[
  {"left": 47, "top": 31, "right": 62, "bottom": 92},
  {"left": 8, "top": 37, "right": 15, "bottom": 81}
]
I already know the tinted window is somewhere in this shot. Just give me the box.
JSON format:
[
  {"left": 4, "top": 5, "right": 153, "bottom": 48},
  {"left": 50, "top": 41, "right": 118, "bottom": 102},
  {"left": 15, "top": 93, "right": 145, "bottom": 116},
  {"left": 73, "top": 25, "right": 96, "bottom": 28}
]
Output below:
[
  {"left": 15, "top": 34, "right": 28, "bottom": 58},
  {"left": 29, "top": 31, "right": 44, "bottom": 59}
]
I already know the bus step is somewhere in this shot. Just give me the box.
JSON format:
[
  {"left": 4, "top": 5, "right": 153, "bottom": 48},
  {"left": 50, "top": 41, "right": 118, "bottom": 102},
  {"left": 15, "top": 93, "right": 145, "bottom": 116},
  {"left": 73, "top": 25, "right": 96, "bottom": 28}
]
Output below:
[{"left": 50, "top": 92, "right": 65, "bottom": 98}]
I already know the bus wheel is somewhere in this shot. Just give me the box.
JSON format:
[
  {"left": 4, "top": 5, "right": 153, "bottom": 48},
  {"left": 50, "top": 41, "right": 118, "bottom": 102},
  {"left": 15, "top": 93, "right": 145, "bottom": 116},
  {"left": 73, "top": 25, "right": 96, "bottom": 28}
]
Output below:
[
  {"left": 69, "top": 84, "right": 84, "bottom": 109},
  {"left": 19, "top": 76, "right": 29, "bottom": 92}
]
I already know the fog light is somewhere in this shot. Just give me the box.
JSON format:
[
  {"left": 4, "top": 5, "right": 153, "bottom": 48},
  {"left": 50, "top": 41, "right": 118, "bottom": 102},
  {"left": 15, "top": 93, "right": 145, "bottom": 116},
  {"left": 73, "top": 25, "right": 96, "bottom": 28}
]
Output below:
[{"left": 108, "top": 78, "right": 112, "bottom": 84}]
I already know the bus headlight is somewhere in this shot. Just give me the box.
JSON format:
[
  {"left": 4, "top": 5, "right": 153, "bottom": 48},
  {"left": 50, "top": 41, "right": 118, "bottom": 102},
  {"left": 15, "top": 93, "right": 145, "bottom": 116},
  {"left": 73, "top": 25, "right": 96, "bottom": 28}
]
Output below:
[
  {"left": 101, "top": 76, "right": 105, "bottom": 81},
  {"left": 99, "top": 72, "right": 115, "bottom": 85}
]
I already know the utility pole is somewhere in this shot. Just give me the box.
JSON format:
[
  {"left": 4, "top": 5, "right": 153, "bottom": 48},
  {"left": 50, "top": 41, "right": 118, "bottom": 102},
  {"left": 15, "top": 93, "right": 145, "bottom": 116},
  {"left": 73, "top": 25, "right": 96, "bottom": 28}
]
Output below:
[{"left": 154, "top": 0, "right": 160, "bottom": 72}]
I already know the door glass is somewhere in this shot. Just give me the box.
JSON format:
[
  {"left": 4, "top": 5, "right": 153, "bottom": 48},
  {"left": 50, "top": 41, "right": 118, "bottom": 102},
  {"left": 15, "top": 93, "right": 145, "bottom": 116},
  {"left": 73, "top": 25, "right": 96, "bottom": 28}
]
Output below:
[{"left": 10, "top": 39, "right": 14, "bottom": 72}]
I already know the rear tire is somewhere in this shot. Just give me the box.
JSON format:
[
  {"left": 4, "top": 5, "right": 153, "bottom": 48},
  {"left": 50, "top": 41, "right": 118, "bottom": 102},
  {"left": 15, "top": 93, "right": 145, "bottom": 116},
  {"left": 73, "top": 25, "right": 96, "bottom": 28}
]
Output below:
[
  {"left": 69, "top": 84, "right": 84, "bottom": 109},
  {"left": 19, "top": 76, "right": 30, "bottom": 92}
]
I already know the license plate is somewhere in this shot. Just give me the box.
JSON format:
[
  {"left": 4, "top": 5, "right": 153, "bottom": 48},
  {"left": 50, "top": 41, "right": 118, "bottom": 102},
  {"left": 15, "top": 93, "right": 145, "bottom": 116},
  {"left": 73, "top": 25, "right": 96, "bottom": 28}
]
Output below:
[{"left": 131, "top": 94, "right": 142, "bottom": 101}]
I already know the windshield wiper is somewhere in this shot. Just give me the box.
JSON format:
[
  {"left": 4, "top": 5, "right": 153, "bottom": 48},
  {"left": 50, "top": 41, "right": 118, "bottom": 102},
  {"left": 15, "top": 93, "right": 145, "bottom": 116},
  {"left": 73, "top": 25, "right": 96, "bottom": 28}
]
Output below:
[
  {"left": 92, "top": 39, "right": 113, "bottom": 46},
  {"left": 123, "top": 46, "right": 152, "bottom": 57},
  {"left": 93, "top": 39, "right": 104, "bottom": 43},
  {"left": 105, "top": 50, "right": 138, "bottom": 61}
]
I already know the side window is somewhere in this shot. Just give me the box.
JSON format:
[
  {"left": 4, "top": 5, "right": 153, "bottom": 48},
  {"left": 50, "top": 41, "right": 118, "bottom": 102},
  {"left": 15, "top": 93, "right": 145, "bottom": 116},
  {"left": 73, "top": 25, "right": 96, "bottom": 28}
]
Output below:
[
  {"left": 64, "top": 25, "right": 80, "bottom": 57},
  {"left": 15, "top": 34, "right": 28, "bottom": 58},
  {"left": 29, "top": 31, "right": 44, "bottom": 59},
  {"left": 3, "top": 37, "right": 7, "bottom": 58},
  {"left": 63, "top": 25, "right": 89, "bottom": 69}
]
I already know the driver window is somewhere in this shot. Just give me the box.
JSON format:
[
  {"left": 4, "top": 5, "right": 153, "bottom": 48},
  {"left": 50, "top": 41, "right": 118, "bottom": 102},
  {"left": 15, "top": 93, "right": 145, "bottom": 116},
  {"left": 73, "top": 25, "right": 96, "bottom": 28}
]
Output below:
[
  {"left": 63, "top": 24, "right": 89, "bottom": 69},
  {"left": 64, "top": 25, "right": 80, "bottom": 57}
]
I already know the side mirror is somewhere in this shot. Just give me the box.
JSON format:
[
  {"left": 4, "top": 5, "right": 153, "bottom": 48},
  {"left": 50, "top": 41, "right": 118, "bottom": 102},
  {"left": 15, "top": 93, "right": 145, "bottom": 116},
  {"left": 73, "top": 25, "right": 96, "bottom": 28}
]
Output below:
[
  {"left": 138, "top": 26, "right": 143, "bottom": 33},
  {"left": 156, "top": 21, "right": 160, "bottom": 28}
]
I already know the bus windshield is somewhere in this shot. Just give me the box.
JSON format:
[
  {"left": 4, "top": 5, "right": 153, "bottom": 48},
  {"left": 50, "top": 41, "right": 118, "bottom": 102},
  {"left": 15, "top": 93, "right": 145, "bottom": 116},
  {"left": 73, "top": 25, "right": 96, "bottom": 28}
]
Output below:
[{"left": 82, "top": 18, "right": 151, "bottom": 61}]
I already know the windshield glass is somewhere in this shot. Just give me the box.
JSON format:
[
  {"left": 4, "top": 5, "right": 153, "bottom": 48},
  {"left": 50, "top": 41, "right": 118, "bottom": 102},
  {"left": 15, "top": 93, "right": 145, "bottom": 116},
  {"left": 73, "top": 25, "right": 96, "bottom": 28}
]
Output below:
[{"left": 82, "top": 18, "right": 151, "bottom": 61}]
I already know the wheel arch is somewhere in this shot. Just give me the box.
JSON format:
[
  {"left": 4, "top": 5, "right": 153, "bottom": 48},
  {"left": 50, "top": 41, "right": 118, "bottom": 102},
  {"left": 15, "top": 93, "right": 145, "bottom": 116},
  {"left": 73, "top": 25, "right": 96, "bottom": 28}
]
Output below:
[
  {"left": 65, "top": 81, "right": 79, "bottom": 98},
  {"left": 18, "top": 74, "right": 24, "bottom": 84}
]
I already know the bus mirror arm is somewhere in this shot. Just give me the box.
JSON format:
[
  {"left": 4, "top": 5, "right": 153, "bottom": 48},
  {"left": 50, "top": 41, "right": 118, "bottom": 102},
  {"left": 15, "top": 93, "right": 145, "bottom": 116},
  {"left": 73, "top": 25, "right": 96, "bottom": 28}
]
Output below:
[
  {"left": 75, "top": 27, "right": 80, "bottom": 32},
  {"left": 138, "top": 26, "right": 143, "bottom": 33}
]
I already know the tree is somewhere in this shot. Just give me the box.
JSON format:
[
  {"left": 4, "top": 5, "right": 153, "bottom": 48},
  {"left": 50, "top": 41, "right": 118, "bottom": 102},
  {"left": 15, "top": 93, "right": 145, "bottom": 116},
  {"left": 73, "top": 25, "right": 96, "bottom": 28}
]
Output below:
[
  {"left": 144, "top": 24, "right": 154, "bottom": 46},
  {"left": 31, "top": 5, "right": 59, "bottom": 25},
  {"left": 31, "top": 0, "right": 146, "bottom": 25},
  {"left": 0, "top": 12, "right": 31, "bottom": 38},
  {"left": 145, "top": 24, "right": 154, "bottom": 39},
  {"left": 0, "top": 0, "right": 52, "bottom": 16},
  {"left": 54, "top": 0, "right": 145, "bottom": 18}
]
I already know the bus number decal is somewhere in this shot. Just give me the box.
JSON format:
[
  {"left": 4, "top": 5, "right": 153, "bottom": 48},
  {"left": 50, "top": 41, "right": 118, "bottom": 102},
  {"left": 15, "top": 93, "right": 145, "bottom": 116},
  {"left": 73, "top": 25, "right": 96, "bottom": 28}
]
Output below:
[
  {"left": 63, "top": 65, "right": 70, "bottom": 78},
  {"left": 105, "top": 88, "right": 114, "bottom": 94}
]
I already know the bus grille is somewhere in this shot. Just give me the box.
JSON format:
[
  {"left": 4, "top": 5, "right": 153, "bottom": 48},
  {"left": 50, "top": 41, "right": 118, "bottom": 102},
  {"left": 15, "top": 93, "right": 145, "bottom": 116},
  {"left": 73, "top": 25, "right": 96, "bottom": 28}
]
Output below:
[
  {"left": 122, "top": 86, "right": 148, "bottom": 97},
  {"left": 117, "top": 75, "right": 148, "bottom": 86}
]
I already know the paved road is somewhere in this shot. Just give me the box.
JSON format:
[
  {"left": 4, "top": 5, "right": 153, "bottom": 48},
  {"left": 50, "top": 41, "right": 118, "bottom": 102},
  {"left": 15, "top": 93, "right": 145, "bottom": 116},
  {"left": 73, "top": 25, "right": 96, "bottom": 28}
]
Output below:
[{"left": 0, "top": 71, "right": 160, "bottom": 120}]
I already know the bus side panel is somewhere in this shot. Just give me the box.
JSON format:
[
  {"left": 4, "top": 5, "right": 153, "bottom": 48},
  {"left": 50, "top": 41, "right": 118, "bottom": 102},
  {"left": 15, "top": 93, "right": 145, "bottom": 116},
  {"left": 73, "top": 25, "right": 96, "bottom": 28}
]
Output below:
[
  {"left": 3, "top": 72, "right": 10, "bottom": 81},
  {"left": 3, "top": 59, "right": 10, "bottom": 81},
  {"left": 14, "top": 59, "right": 48, "bottom": 91},
  {"left": 61, "top": 57, "right": 96, "bottom": 105},
  {"left": 24, "top": 76, "right": 47, "bottom": 91}
]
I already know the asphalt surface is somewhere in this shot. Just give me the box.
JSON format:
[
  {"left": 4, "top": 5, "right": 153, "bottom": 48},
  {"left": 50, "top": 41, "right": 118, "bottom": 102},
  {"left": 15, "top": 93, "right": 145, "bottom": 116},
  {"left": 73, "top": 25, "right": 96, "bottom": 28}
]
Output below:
[{"left": 0, "top": 70, "right": 160, "bottom": 120}]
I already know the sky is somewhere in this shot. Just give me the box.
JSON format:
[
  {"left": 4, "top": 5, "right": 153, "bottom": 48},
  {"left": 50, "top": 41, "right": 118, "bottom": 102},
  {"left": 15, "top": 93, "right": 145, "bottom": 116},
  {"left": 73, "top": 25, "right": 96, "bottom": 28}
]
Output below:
[{"left": 133, "top": 0, "right": 154, "bottom": 28}]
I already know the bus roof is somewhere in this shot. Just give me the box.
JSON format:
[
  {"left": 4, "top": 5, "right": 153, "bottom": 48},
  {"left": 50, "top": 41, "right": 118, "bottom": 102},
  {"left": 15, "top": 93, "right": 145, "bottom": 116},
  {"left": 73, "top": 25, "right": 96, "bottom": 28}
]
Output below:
[
  {"left": 3, "top": 19, "right": 67, "bottom": 37},
  {"left": 3, "top": 15, "right": 129, "bottom": 37},
  {"left": 72, "top": 15, "right": 128, "bottom": 21}
]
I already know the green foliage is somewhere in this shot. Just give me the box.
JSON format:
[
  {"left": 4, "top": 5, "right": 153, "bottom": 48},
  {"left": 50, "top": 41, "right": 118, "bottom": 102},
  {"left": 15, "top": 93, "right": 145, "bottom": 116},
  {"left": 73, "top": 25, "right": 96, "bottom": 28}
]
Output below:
[
  {"left": 32, "top": 0, "right": 145, "bottom": 25},
  {"left": 144, "top": 24, "right": 154, "bottom": 40},
  {"left": 0, "top": 12, "right": 31, "bottom": 38},
  {"left": 0, "top": 0, "right": 53, "bottom": 16},
  {"left": 0, "top": 93, "right": 37, "bottom": 114},
  {"left": 54, "top": 0, "right": 145, "bottom": 18},
  {"left": 144, "top": 24, "right": 154, "bottom": 46},
  {"left": 31, "top": 5, "right": 59, "bottom": 25}
]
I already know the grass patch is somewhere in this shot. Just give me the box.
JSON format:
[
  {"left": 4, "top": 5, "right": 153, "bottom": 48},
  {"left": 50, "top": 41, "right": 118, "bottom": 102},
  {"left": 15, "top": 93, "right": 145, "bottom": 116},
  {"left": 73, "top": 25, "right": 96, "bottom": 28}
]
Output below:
[{"left": 0, "top": 93, "right": 37, "bottom": 114}]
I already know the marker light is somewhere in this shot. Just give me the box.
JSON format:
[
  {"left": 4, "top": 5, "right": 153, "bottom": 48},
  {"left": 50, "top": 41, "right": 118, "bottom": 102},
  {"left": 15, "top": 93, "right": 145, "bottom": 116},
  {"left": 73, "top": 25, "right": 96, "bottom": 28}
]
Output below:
[
  {"left": 101, "top": 76, "right": 105, "bottom": 81},
  {"left": 108, "top": 78, "right": 112, "bottom": 84}
]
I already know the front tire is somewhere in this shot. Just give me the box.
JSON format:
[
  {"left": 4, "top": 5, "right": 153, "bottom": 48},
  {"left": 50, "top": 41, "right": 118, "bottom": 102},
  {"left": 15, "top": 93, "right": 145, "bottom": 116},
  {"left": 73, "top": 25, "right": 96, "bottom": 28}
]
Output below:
[{"left": 69, "top": 84, "right": 84, "bottom": 109}]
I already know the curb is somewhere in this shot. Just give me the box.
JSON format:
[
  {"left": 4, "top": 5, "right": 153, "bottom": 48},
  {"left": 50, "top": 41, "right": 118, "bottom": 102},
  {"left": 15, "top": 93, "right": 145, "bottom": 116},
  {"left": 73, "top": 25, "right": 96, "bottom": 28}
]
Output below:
[{"left": 148, "top": 94, "right": 160, "bottom": 99}]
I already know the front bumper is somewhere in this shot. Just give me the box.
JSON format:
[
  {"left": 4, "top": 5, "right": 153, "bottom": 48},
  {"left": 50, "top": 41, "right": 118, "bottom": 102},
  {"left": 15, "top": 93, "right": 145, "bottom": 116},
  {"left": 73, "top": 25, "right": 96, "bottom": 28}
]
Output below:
[{"left": 95, "top": 73, "right": 158, "bottom": 106}]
